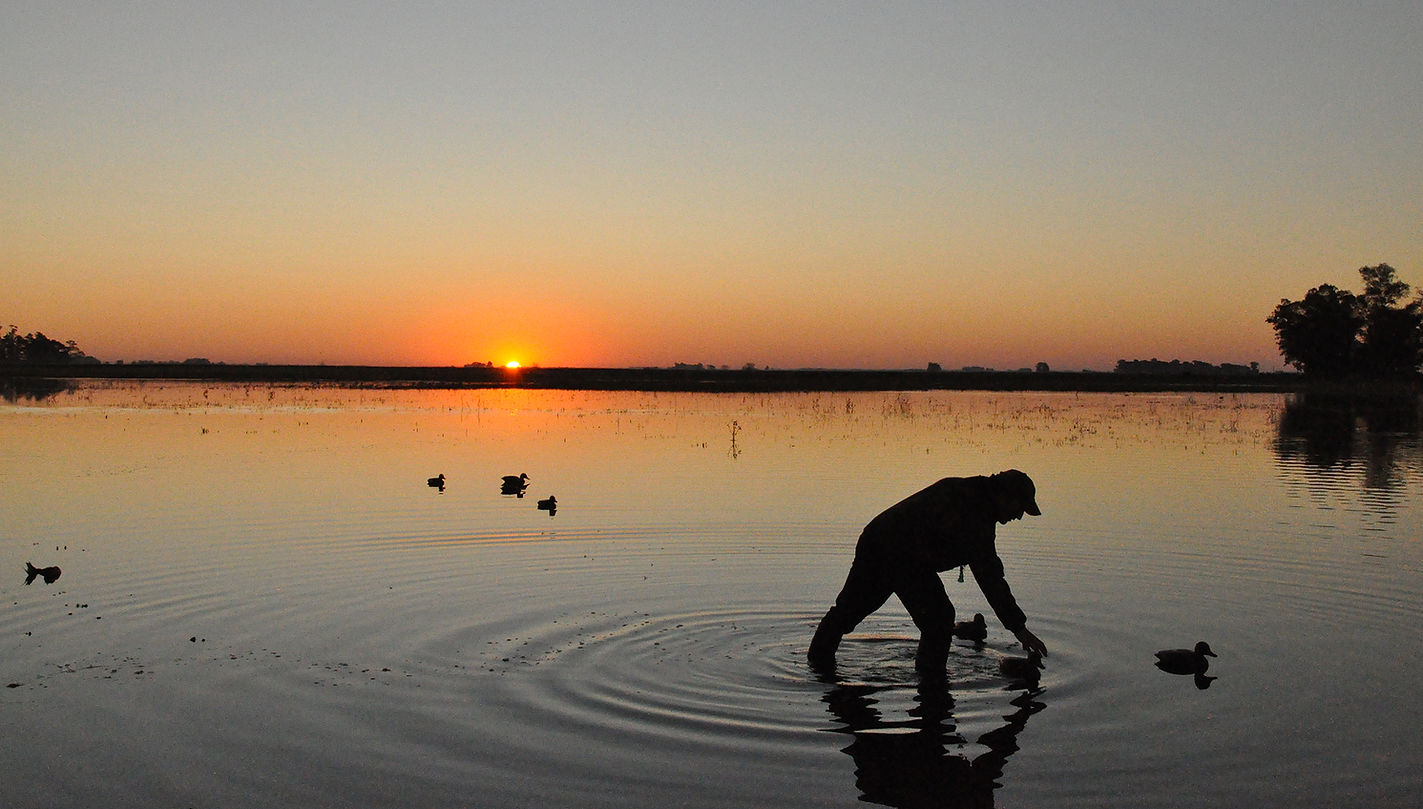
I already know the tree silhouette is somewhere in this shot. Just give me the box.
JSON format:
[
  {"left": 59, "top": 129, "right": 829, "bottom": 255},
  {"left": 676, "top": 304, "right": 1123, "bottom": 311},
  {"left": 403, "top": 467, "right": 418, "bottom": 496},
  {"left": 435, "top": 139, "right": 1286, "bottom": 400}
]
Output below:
[
  {"left": 1266, "top": 284, "right": 1362, "bottom": 377},
  {"left": 0, "top": 326, "right": 98, "bottom": 365},
  {"left": 1267, "top": 265, "right": 1422, "bottom": 378},
  {"left": 1357, "top": 265, "right": 1423, "bottom": 376}
]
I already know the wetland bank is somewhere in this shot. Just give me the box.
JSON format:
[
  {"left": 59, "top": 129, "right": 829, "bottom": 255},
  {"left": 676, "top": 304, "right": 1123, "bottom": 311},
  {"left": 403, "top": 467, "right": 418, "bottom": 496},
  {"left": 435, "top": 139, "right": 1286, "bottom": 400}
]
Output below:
[{"left": 3, "top": 381, "right": 1420, "bottom": 808}]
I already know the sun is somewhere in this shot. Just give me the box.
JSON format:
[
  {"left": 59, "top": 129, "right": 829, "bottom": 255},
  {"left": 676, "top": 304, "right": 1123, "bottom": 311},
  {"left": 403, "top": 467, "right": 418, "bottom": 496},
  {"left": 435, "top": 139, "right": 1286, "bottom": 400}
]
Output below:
[{"left": 504, "top": 361, "right": 521, "bottom": 369}]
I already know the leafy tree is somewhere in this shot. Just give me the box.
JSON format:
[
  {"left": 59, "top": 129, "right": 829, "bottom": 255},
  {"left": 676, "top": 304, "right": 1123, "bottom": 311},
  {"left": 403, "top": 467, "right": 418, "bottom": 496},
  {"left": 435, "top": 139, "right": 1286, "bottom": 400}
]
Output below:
[
  {"left": 1267, "top": 265, "right": 1423, "bottom": 378},
  {"left": 1358, "top": 264, "right": 1410, "bottom": 311},
  {"left": 0, "top": 325, "right": 98, "bottom": 365},
  {"left": 1357, "top": 264, "right": 1423, "bottom": 376},
  {"left": 1267, "top": 284, "right": 1362, "bottom": 377},
  {"left": 0, "top": 325, "right": 20, "bottom": 363}
]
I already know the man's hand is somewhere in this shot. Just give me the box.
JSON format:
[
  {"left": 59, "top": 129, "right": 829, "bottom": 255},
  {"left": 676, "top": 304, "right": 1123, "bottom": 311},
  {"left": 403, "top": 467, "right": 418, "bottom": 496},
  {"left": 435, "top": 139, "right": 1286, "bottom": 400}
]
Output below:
[{"left": 1013, "top": 627, "right": 1048, "bottom": 657}]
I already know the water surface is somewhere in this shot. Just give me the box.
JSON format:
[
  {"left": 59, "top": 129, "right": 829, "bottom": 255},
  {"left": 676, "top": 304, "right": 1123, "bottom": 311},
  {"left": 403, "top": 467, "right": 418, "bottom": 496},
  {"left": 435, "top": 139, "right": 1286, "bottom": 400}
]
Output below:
[{"left": 3, "top": 382, "right": 1419, "bottom": 807}]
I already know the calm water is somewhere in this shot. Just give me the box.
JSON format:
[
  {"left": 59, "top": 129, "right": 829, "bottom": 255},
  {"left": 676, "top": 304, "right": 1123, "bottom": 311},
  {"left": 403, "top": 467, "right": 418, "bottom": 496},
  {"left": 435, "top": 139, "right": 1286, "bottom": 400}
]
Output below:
[{"left": 2, "top": 382, "right": 1420, "bottom": 808}]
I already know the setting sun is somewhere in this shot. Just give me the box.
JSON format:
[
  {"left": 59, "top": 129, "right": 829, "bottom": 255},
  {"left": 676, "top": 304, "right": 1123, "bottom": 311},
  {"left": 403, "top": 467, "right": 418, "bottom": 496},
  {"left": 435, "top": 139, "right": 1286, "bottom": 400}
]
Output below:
[
  {"left": 505, "top": 361, "right": 521, "bottom": 369},
  {"left": 8, "top": 5, "right": 1415, "bottom": 374}
]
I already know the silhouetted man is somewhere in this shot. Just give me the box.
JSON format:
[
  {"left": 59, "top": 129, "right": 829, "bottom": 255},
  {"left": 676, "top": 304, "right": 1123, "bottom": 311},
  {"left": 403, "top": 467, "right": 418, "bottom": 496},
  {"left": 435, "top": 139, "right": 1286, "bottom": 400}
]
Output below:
[{"left": 809, "top": 470, "right": 1049, "bottom": 676}]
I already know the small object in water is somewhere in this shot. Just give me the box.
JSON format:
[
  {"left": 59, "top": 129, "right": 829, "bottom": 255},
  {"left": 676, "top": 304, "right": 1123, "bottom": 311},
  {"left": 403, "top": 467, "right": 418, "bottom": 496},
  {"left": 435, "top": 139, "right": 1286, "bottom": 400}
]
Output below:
[
  {"left": 537, "top": 495, "right": 557, "bottom": 512},
  {"left": 500, "top": 473, "right": 530, "bottom": 496},
  {"left": 24, "top": 562, "right": 62, "bottom": 585},
  {"left": 953, "top": 612, "right": 988, "bottom": 642},
  {"left": 999, "top": 651, "right": 1044, "bottom": 684},
  {"left": 428, "top": 474, "right": 446, "bottom": 489},
  {"left": 1154, "top": 641, "right": 1217, "bottom": 675}
]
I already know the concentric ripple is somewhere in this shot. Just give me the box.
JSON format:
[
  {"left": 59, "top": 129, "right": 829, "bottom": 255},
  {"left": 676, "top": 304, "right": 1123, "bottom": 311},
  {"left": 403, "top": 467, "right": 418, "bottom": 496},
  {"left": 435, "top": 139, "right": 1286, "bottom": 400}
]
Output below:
[{"left": 5, "top": 384, "right": 1422, "bottom": 809}]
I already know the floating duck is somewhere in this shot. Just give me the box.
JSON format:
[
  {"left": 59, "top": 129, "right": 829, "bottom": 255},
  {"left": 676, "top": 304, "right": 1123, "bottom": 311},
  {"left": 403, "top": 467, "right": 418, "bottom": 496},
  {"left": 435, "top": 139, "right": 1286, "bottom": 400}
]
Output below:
[
  {"left": 953, "top": 613, "right": 988, "bottom": 642},
  {"left": 536, "top": 495, "right": 557, "bottom": 512},
  {"left": 427, "top": 473, "right": 446, "bottom": 488},
  {"left": 24, "top": 562, "right": 62, "bottom": 585},
  {"left": 500, "top": 473, "right": 530, "bottom": 496},
  {"left": 1154, "top": 641, "right": 1217, "bottom": 675},
  {"left": 999, "top": 651, "right": 1043, "bottom": 684}
]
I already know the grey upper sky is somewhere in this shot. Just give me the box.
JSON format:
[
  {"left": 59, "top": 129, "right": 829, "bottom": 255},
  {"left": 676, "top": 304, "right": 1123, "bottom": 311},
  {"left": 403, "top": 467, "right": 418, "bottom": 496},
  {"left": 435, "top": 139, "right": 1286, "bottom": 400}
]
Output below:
[{"left": 4, "top": 2, "right": 1420, "bottom": 367}]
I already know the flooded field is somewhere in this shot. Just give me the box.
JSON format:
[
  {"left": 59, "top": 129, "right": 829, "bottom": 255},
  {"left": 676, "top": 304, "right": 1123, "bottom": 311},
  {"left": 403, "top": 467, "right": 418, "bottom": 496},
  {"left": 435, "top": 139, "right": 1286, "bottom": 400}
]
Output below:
[{"left": 2, "top": 381, "right": 1420, "bottom": 808}]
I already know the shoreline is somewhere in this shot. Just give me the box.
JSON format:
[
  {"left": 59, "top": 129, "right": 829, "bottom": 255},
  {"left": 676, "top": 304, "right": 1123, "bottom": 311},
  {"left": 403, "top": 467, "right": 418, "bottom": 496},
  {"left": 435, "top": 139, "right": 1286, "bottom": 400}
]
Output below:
[{"left": 6, "top": 363, "right": 1419, "bottom": 395}]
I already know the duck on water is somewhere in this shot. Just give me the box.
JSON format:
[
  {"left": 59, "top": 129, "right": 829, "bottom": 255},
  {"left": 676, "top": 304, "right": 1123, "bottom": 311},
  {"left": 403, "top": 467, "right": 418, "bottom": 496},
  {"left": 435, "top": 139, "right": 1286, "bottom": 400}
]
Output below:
[
  {"left": 953, "top": 613, "right": 988, "bottom": 642},
  {"left": 501, "top": 473, "right": 530, "bottom": 496},
  {"left": 1154, "top": 641, "right": 1217, "bottom": 674},
  {"left": 25, "top": 563, "right": 61, "bottom": 585},
  {"left": 999, "top": 651, "right": 1044, "bottom": 685}
]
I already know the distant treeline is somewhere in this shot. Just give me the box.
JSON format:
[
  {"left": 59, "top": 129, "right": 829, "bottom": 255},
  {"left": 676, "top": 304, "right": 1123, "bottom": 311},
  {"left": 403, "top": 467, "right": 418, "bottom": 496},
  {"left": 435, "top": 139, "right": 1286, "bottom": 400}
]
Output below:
[
  {"left": 2, "top": 361, "right": 1332, "bottom": 394},
  {"left": 1, "top": 326, "right": 99, "bottom": 365},
  {"left": 1114, "top": 359, "right": 1260, "bottom": 376}
]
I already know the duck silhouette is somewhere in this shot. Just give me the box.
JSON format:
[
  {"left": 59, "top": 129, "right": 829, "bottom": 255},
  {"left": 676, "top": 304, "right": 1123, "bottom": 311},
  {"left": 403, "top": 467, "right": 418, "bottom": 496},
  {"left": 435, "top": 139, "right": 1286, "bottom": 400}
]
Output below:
[
  {"left": 502, "top": 473, "right": 529, "bottom": 487},
  {"left": 427, "top": 473, "right": 445, "bottom": 491},
  {"left": 999, "top": 651, "right": 1043, "bottom": 685},
  {"left": 24, "top": 562, "right": 61, "bottom": 585},
  {"left": 536, "top": 495, "right": 557, "bottom": 513},
  {"left": 1154, "top": 641, "right": 1217, "bottom": 675},
  {"left": 953, "top": 613, "right": 988, "bottom": 642}
]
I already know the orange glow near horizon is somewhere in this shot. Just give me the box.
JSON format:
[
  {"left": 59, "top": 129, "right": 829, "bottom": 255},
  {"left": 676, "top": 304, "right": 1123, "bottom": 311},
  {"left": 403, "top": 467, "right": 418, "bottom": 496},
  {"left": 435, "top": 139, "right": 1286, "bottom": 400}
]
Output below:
[
  {"left": 5, "top": 7, "right": 1418, "bottom": 375},
  {"left": 505, "top": 361, "right": 521, "bottom": 369}
]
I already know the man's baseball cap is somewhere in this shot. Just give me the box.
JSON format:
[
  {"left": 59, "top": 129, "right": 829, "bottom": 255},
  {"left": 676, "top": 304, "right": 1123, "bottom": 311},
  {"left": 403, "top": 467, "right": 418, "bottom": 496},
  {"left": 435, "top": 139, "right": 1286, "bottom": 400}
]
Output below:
[{"left": 996, "top": 469, "right": 1041, "bottom": 516}]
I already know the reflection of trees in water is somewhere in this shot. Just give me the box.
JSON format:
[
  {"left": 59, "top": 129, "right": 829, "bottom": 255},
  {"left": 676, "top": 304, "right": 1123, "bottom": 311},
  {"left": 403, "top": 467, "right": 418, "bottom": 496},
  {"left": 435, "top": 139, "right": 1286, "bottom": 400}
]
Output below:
[
  {"left": 1275, "top": 393, "right": 1421, "bottom": 487},
  {"left": 1273, "top": 393, "right": 1421, "bottom": 522},
  {"left": 0, "top": 378, "right": 73, "bottom": 403},
  {"left": 822, "top": 680, "right": 1044, "bottom": 808}
]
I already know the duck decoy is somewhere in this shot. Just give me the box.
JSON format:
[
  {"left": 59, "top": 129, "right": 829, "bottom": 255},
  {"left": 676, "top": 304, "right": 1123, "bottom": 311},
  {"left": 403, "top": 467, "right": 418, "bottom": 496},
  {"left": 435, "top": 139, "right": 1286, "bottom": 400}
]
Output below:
[
  {"left": 999, "top": 651, "right": 1044, "bottom": 684},
  {"left": 1154, "top": 641, "right": 1217, "bottom": 675},
  {"left": 500, "top": 473, "right": 530, "bottom": 497},
  {"left": 953, "top": 612, "right": 988, "bottom": 642},
  {"left": 24, "top": 562, "right": 62, "bottom": 585},
  {"left": 427, "top": 473, "right": 446, "bottom": 489},
  {"left": 536, "top": 495, "right": 557, "bottom": 512}
]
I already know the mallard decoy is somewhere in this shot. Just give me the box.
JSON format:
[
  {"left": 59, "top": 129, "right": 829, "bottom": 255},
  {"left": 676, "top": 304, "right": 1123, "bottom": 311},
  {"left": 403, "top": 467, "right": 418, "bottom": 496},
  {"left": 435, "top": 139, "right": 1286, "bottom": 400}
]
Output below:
[
  {"left": 427, "top": 473, "right": 446, "bottom": 488},
  {"left": 536, "top": 495, "right": 557, "bottom": 511},
  {"left": 953, "top": 612, "right": 987, "bottom": 642},
  {"left": 1154, "top": 641, "right": 1216, "bottom": 675},
  {"left": 999, "top": 651, "right": 1043, "bottom": 684},
  {"left": 500, "top": 473, "right": 530, "bottom": 496},
  {"left": 24, "top": 562, "right": 61, "bottom": 585}
]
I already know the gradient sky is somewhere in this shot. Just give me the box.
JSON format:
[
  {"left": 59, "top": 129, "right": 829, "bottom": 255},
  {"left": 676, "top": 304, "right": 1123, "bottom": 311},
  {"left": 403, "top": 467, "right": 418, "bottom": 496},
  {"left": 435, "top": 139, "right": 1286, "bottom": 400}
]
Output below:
[{"left": 4, "top": 2, "right": 1420, "bottom": 370}]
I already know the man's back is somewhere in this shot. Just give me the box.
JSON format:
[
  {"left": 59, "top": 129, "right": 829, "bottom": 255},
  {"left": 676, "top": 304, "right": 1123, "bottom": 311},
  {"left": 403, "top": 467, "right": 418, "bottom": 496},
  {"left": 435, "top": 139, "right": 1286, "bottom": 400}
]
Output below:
[{"left": 859, "top": 476, "right": 997, "bottom": 571}]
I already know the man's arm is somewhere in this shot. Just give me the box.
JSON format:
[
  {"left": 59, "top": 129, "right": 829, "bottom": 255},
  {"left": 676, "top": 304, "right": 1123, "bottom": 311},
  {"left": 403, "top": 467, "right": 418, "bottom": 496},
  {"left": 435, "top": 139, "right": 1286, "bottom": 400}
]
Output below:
[{"left": 969, "top": 553, "right": 1047, "bottom": 656}]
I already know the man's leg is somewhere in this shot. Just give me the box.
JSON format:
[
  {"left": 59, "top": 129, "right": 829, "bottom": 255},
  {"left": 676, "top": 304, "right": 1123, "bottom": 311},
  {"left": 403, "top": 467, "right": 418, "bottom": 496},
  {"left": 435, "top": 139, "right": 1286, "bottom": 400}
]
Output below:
[
  {"left": 895, "top": 570, "right": 956, "bottom": 678},
  {"left": 809, "top": 557, "right": 893, "bottom": 668}
]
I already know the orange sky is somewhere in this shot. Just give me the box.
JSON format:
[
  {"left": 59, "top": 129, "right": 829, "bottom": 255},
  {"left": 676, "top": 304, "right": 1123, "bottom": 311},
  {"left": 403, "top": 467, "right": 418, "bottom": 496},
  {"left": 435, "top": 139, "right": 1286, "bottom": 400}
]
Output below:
[{"left": 4, "top": 4, "right": 1420, "bottom": 370}]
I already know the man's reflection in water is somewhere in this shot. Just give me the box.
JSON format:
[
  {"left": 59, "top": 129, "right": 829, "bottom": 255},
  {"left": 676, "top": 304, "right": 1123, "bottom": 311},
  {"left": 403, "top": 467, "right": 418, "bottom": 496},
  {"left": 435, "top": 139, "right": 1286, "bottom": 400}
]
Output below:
[{"left": 821, "top": 679, "right": 1044, "bottom": 808}]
